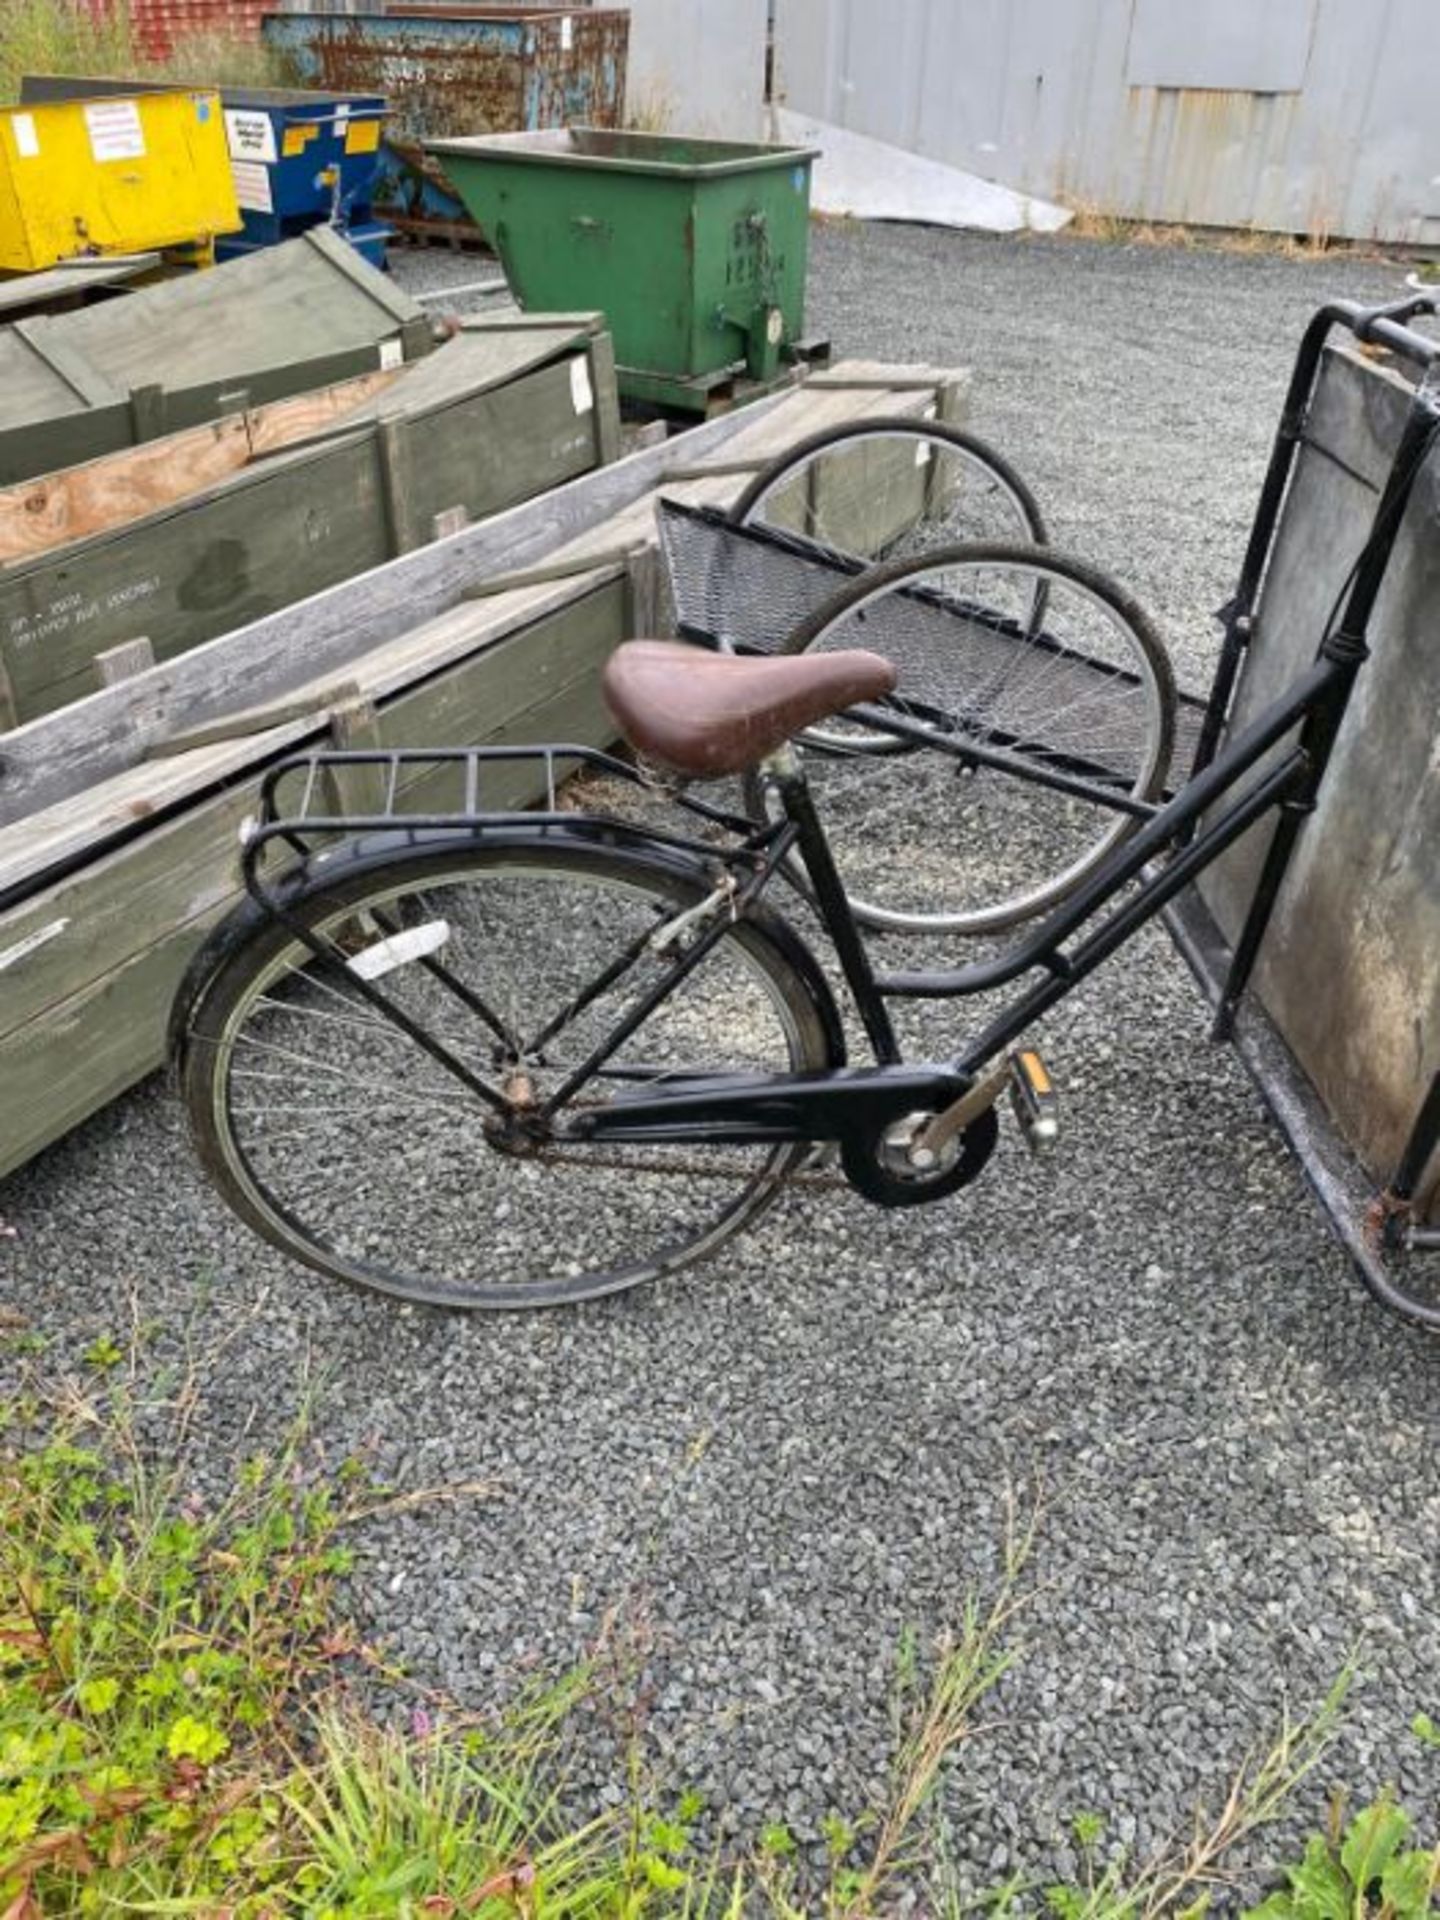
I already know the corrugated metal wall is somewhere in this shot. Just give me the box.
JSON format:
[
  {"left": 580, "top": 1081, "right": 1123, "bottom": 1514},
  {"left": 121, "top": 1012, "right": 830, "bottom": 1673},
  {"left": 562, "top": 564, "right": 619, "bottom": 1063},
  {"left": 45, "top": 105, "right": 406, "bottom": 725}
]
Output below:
[
  {"left": 622, "top": 0, "right": 767, "bottom": 138},
  {"left": 773, "top": 0, "right": 1440, "bottom": 244}
]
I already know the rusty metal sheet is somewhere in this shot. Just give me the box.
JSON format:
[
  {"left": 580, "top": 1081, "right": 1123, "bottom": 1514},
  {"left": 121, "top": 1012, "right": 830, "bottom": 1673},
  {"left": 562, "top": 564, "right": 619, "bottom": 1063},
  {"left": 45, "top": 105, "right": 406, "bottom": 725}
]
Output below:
[{"left": 262, "top": 11, "right": 629, "bottom": 144}]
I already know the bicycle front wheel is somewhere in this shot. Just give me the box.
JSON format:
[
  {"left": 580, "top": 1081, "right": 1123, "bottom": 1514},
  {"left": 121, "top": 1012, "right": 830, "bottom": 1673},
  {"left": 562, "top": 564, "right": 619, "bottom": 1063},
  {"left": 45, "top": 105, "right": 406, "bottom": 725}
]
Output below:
[
  {"left": 180, "top": 839, "right": 837, "bottom": 1309},
  {"left": 746, "top": 543, "right": 1177, "bottom": 936}
]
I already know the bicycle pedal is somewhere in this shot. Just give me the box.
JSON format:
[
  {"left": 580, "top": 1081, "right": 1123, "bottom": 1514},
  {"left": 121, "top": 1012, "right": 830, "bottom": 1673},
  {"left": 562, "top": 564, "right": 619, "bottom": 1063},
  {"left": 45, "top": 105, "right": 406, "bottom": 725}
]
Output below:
[{"left": 1008, "top": 1049, "right": 1059, "bottom": 1157}]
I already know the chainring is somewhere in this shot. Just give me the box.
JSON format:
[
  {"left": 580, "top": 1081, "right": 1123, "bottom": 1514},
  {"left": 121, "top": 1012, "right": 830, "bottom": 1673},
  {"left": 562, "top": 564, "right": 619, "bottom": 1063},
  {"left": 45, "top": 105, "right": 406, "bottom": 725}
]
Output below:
[{"left": 840, "top": 1102, "right": 1000, "bottom": 1208}]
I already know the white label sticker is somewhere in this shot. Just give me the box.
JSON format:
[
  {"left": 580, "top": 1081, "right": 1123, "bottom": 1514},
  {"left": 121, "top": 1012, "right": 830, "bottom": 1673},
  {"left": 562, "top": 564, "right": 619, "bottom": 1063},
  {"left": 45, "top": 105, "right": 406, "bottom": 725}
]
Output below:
[
  {"left": 915, "top": 440, "right": 931, "bottom": 467},
  {"left": 84, "top": 99, "right": 145, "bottom": 162},
  {"left": 224, "top": 107, "right": 277, "bottom": 164},
  {"left": 379, "top": 338, "right": 404, "bottom": 371},
  {"left": 560, "top": 14, "right": 574, "bottom": 49},
  {"left": 570, "top": 354, "right": 594, "bottom": 415},
  {"left": 11, "top": 112, "right": 39, "bottom": 160},
  {"left": 230, "top": 159, "right": 273, "bottom": 213}
]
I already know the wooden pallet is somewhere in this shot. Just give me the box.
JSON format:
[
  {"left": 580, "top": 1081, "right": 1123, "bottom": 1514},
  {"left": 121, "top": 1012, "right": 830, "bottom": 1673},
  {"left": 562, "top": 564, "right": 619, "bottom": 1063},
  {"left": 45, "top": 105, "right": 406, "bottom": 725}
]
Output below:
[{"left": 389, "top": 214, "right": 492, "bottom": 253}]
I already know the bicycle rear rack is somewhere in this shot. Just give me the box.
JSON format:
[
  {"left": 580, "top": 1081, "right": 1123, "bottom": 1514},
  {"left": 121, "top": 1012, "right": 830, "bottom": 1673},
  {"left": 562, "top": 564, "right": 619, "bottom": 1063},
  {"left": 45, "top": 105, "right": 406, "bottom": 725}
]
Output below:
[{"left": 241, "top": 741, "right": 768, "bottom": 896}]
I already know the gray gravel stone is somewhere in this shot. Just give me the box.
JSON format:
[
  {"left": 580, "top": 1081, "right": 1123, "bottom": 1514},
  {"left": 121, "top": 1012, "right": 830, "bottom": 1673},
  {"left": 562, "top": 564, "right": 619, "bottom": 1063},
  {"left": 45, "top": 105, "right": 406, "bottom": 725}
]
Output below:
[{"left": 3, "top": 226, "right": 1438, "bottom": 1903}]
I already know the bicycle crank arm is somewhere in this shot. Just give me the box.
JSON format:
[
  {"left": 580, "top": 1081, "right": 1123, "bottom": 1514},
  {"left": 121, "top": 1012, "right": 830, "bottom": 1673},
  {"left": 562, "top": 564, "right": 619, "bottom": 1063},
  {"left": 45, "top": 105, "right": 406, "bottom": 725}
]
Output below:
[{"left": 564, "top": 1064, "right": 970, "bottom": 1150}]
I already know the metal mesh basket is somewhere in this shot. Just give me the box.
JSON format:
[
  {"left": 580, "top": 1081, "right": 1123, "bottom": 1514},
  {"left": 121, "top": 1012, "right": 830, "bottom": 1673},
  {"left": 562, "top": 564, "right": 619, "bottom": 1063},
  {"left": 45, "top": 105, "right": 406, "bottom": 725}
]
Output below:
[
  {"left": 658, "top": 499, "right": 867, "bottom": 654},
  {"left": 655, "top": 497, "right": 1206, "bottom": 785}
]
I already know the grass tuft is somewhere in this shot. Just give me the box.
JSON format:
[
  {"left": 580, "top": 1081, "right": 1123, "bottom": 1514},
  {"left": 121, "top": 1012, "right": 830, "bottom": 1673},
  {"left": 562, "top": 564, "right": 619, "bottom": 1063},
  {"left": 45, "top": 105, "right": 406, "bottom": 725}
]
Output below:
[
  {"left": 1, "top": 1353, "right": 1433, "bottom": 1916},
  {"left": 1057, "top": 202, "right": 1364, "bottom": 259},
  {"left": 0, "top": 0, "right": 289, "bottom": 106}
]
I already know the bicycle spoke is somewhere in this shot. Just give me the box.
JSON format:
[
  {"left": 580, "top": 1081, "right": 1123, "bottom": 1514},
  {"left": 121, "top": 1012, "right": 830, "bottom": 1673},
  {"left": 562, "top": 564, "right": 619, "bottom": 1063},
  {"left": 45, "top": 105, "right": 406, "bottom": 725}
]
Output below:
[
  {"left": 188, "top": 850, "right": 831, "bottom": 1307},
  {"left": 772, "top": 543, "right": 1174, "bottom": 933}
]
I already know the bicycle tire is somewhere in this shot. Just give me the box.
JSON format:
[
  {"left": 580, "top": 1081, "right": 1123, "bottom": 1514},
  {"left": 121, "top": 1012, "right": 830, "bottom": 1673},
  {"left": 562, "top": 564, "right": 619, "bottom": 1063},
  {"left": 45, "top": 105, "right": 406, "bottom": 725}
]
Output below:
[
  {"left": 744, "top": 541, "right": 1178, "bottom": 937},
  {"left": 179, "top": 834, "right": 839, "bottom": 1309},
  {"left": 729, "top": 415, "right": 1049, "bottom": 555},
  {"left": 730, "top": 417, "right": 1050, "bottom": 761}
]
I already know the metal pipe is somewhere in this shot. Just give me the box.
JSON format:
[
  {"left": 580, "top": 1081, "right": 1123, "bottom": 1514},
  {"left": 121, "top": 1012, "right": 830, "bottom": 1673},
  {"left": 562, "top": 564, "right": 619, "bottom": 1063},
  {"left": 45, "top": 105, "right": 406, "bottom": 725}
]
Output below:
[
  {"left": 950, "top": 750, "right": 1307, "bottom": 1075},
  {"left": 876, "top": 653, "right": 1341, "bottom": 1000},
  {"left": 845, "top": 698, "right": 1159, "bottom": 820},
  {"left": 1389, "top": 1070, "right": 1440, "bottom": 1205}
]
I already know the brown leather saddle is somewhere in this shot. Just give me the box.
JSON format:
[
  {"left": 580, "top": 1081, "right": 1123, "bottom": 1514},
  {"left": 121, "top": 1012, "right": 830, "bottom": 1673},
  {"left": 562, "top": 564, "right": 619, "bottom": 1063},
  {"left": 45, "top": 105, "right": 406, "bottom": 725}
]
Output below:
[{"left": 602, "top": 641, "right": 897, "bottom": 779}]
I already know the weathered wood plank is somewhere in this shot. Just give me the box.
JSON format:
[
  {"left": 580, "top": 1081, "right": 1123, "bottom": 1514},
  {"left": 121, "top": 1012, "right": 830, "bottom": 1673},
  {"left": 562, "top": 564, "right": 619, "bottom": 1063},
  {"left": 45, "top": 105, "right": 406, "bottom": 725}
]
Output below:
[
  {"left": 0, "top": 579, "right": 629, "bottom": 1179},
  {"left": 0, "top": 566, "right": 627, "bottom": 901},
  {"left": 5, "top": 436, "right": 391, "bottom": 720},
  {"left": 0, "top": 228, "right": 432, "bottom": 487},
  {"left": 0, "top": 327, "right": 621, "bottom": 725},
  {"left": 0, "top": 921, "right": 218, "bottom": 1180},
  {"left": 0, "top": 370, "right": 398, "bottom": 566},
  {"left": 0, "top": 363, "right": 960, "bottom": 823},
  {"left": 0, "top": 779, "right": 257, "bottom": 1040},
  {"left": 0, "top": 720, "right": 322, "bottom": 905},
  {"left": 587, "top": 329, "right": 624, "bottom": 467},
  {"left": 0, "top": 390, "right": 790, "bottom": 819},
  {"left": 153, "top": 681, "right": 364, "bottom": 758},
  {"left": 94, "top": 638, "right": 156, "bottom": 688}
]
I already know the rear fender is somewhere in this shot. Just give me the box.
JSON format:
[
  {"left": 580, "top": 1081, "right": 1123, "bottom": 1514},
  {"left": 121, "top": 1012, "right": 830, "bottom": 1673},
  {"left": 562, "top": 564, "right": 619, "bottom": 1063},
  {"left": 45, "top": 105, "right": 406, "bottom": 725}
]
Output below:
[{"left": 167, "top": 819, "right": 847, "bottom": 1072}]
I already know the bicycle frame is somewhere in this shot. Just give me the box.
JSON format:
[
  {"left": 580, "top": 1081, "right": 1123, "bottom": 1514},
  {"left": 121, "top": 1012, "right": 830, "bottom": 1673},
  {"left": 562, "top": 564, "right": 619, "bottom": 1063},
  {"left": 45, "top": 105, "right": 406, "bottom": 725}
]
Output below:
[
  {"left": 231, "top": 297, "right": 1440, "bottom": 1213},
  {"left": 574, "top": 296, "right": 1440, "bottom": 1158}
]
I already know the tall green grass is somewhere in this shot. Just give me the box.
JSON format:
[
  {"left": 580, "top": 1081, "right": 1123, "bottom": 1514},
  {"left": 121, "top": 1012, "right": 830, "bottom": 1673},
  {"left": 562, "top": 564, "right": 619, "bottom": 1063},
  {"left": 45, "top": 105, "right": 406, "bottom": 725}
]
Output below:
[
  {"left": 0, "top": 0, "right": 288, "bottom": 104},
  {"left": 0, "top": 0, "right": 138, "bottom": 102}
]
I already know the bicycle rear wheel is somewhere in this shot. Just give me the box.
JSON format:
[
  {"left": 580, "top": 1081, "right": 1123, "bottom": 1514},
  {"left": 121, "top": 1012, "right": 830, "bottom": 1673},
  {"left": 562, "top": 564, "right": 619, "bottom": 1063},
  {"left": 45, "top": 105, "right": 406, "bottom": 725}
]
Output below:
[
  {"left": 179, "top": 838, "right": 837, "bottom": 1309},
  {"left": 746, "top": 542, "right": 1177, "bottom": 936}
]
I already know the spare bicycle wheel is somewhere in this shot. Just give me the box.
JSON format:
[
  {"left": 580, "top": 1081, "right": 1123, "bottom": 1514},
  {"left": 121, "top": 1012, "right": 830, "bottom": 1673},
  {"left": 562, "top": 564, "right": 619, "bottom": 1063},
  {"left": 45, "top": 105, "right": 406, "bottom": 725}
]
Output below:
[
  {"left": 731, "top": 415, "right": 1048, "bottom": 565},
  {"left": 745, "top": 541, "right": 1177, "bottom": 937}
]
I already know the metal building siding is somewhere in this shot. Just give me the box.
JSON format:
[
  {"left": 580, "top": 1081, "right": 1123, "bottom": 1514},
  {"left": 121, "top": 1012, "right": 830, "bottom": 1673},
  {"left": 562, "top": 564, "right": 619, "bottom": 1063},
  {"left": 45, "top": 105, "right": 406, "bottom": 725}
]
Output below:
[{"left": 772, "top": 0, "right": 1440, "bottom": 243}]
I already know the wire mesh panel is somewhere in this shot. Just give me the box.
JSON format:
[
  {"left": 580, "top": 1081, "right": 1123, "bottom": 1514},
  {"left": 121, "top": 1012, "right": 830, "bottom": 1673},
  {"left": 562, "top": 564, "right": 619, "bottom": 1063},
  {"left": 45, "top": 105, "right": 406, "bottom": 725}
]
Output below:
[
  {"left": 657, "top": 499, "right": 1206, "bottom": 784},
  {"left": 659, "top": 498, "right": 864, "bottom": 654}
]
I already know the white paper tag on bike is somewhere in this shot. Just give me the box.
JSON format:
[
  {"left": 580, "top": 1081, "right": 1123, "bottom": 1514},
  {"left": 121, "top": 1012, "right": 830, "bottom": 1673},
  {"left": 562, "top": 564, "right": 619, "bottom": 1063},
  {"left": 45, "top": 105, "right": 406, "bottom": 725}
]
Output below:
[{"left": 346, "top": 920, "right": 451, "bottom": 980}]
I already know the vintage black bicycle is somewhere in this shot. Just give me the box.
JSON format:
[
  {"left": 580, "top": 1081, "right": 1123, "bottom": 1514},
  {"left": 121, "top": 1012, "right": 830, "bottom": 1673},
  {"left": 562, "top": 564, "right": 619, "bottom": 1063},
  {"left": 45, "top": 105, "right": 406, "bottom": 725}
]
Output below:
[{"left": 171, "top": 296, "right": 1440, "bottom": 1324}]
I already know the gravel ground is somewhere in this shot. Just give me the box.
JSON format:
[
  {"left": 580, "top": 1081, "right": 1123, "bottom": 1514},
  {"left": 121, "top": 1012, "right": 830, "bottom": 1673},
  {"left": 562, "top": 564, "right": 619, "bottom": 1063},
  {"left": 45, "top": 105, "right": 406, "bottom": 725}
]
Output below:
[
  {"left": 5, "top": 228, "right": 1439, "bottom": 1898},
  {"left": 388, "top": 240, "right": 514, "bottom": 314}
]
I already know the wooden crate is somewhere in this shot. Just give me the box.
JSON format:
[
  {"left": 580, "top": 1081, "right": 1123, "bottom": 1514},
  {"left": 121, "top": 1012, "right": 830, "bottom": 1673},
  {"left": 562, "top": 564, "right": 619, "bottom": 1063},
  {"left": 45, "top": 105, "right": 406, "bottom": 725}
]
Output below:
[
  {"left": 0, "top": 226, "right": 432, "bottom": 486},
  {"left": 0, "top": 315, "right": 622, "bottom": 726},
  {"left": 0, "top": 360, "right": 969, "bottom": 1180}
]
